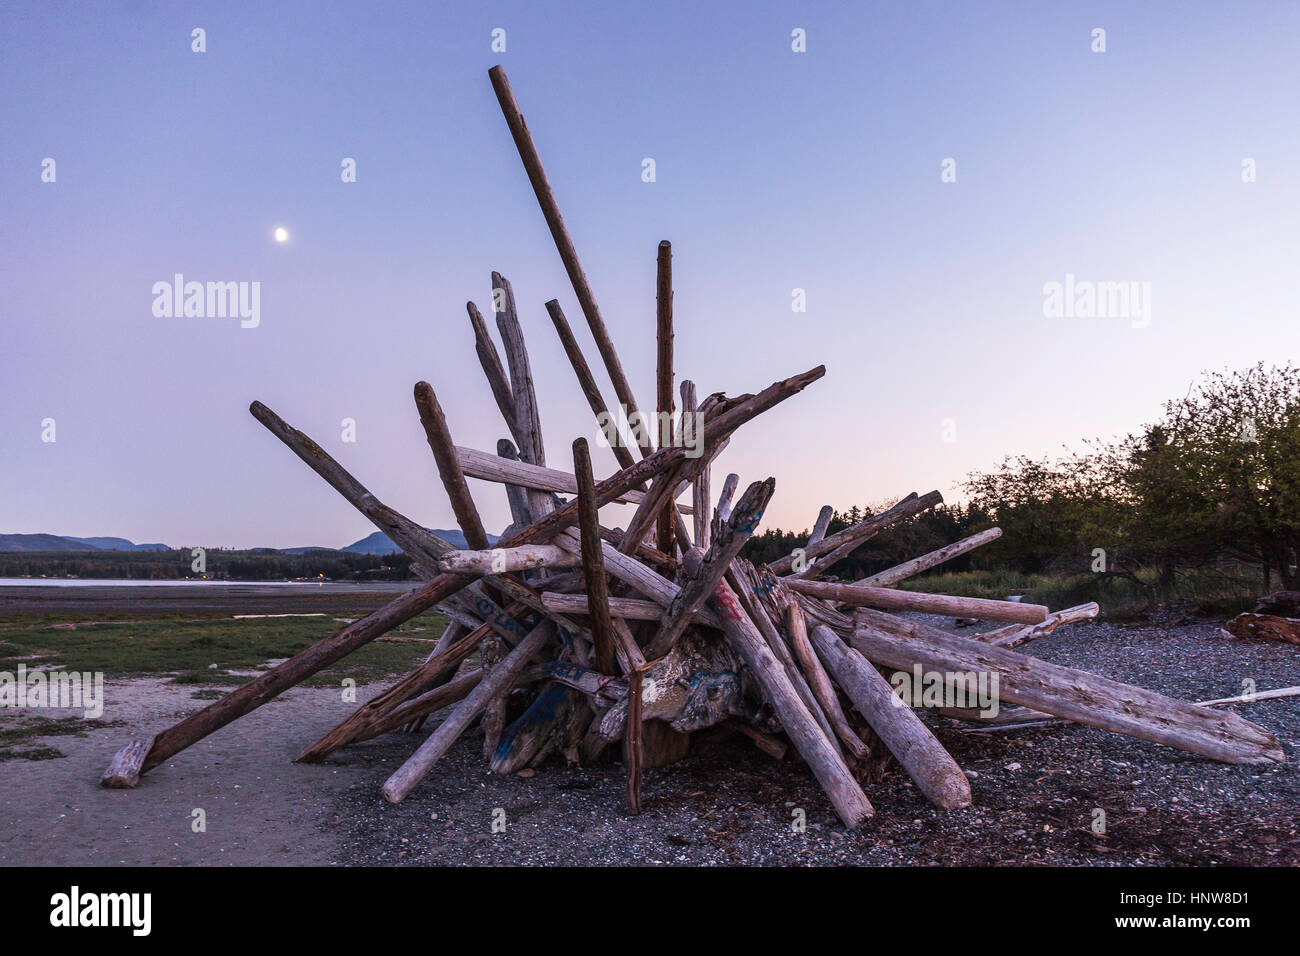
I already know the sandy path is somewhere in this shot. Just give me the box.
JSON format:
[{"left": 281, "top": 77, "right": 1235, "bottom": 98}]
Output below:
[{"left": 0, "top": 677, "right": 387, "bottom": 866}]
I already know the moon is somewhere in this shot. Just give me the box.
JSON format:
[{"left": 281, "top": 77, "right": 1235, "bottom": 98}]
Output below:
[{"left": 274, "top": 226, "right": 289, "bottom": 243}]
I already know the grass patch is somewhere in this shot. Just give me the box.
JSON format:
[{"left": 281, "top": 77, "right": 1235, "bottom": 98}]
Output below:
[
  {"left": 0, "top": 715, "right": 123, "bottom": 762},
  {"left": 0, "top": 611, "right": 447, "bottom": 687}
]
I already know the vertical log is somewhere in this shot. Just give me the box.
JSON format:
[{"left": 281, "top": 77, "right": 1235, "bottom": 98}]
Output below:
[
  {"left": 680, "top": 381, "right": 709, "bottom": 548},
  {"left": 573, "top": 437, "right": 616, "bottom": 674},
  {"left": 489, "top": 65, "right": 649, "bottom": 451},
  {"left": 492, "top": 271, "right": 552, "bottom": 520},
  {"left": 625, "top": 668, "right": 644, "bottom": 814},
  {"left": 655, "top": 240, "right": 675, "bottom": 556},
  {"left": 496, "top": 439, "right": 533, "bottom": 527}
]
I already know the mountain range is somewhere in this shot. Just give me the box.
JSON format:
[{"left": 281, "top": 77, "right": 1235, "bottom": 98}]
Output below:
[{"left": 0, "top": 530, "right": 497, "bottom": 554}]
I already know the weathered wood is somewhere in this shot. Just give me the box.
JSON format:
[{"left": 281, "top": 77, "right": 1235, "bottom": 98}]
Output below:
[
  {"left": 807, "top": 505, "right": 834, "bottom": 548},
  {"left": 496, "top": 439, "right": 534, "bottom": 529},
  {"left": 618, "top": 457, "right": 693, "bottom": 555},
  {"left": 438, "top": 544, "right": 579, "bottom": 575},
  {"left": 490, "top": 684, "right": 578, "bottom": 774},
  {"left": 769, "top": 490, "right": 940, "bottom": 577},
  {"left": 539, "top": 591, "right": 723, "bottom": 629},
  {"left": 455, "top": 444, "right": 692, "bottom": 513},
  {"left": 545, "top": 298, "right": 638, "bottom": 472},
  {"left": 625, "top": 669, "right": 645, "bottom": 814},
  {"left": 810, "top": 624, "right": 971, "bottom": 810},
  {"left": 786, "top": 604, "right": 869, "bottom": 760},
  {"left": 1223, "top": 613, "right": 1300, "bottom": 645},
  {"left": 857, "top": 528, "right": 1002, "bottom": 588},
  {"left": 645, "top": 478, "right": 774, "bottom": 659},
  {"left": 785, "top": 579, "right": 1049, "bottom": 624},
  {"left": 489, "top": 64, "right": 649, "bottom": 452},
  {"left": 852, "top": 607, "right": 1285, "bottom": 765},
  {"left": 383, "top": 621, "right": 556, "bottom": 802},
  {"left": 681, "top": 551, "right": 873, "bottom": 827},
  {"left": 655, "top": 240, "right": 675, "bottom": 556},
  {"left": 100, "top": 737, "right": 155, "bottom": 789},
  {"left": 414, "top": 381, "right": 491, "bottom": 551},
  {"left": 465, "top": 299, "right": 521, "bottom": 448},
  {"left": 296, "top": 615, "right": 496, "bottom": 762},
  {"left": 345, "top": 669, "right": 484, "bottom": 746},
  {"left": 978, "top": 602, "right": 1100, "bottom": 648},
  {"left": 712, "top": 472, "right": 739, "bottom": 537},
  {"left": 727, "top": 562, "right": 843, "bottom": 752},
  {"left": 960, "top": 685, "right": 1300, "bottom": 734},
  {"left": 574, "top": 437, "right": 616, "bottom": 674},
  {"left": 680, "top": 381, "right": 710, "bottom": 550},
  {"left": 493, "top": 271, "right": 552, "bottom": 520}
]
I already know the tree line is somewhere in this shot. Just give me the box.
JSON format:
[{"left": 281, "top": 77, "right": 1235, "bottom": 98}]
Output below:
[
  {"left": 0, "top": 549, "right": 415, "bottom": 582},
  {"left": 743, "top": 363, "right": 1300, "bottom": 592}
]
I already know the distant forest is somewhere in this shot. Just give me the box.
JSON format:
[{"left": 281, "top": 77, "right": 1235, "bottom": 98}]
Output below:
[
  {"left": 0, "top": 548, "right": 415, "bottom": 582},
  {"left": 745, "top": 362, "right": 1299, "bottom": 593}
]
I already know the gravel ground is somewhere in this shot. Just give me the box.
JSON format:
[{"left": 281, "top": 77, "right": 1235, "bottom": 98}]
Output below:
[{"left": 327, "top": 615, "right": 1300, "bottom": 865}]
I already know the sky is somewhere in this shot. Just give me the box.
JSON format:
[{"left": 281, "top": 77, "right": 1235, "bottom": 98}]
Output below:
[{"left": 2, "top": 0, "right": 1299, "bottom": 549}]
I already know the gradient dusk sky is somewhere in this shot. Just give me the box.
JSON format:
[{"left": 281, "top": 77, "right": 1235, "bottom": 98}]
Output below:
[{"left": 3, "top": 1, "right": 1299, "bottom": 550}]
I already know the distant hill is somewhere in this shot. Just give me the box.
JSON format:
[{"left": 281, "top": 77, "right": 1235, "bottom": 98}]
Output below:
[
  {"left": 0, "top": 534, "right": 171, "bottom": 552},
  {"left": 1, "top": 530, "right": 497, "bottom": 554},
  {"left": 65, "top": 536, "right": 170, "bottom": 552},
  {"left": 0, "top": 534, "right": 98, "bottom": 552},
  {"left": 342, "top": 529, "right": 498, "bottom": 554}
]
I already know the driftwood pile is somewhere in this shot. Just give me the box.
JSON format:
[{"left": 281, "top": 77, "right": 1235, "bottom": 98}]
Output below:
[{"left": 101, "top": 67, "right": 1286, "bottom": 827}]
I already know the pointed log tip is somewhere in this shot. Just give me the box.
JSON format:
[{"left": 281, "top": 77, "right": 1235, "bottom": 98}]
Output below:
[
  {"left": 101, "top": 737, "right": 152, "bottom": 789},
  {"left": 414, "top": 380, "right": 433, "bottom": 400},
  {"left": 658, "top": 239, "right": 671, "bottom": 251},
  {"left": 249, "top": 400, "right": 267, "bottom": 417}
]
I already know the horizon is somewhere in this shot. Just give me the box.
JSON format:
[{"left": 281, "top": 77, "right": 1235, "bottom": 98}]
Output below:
[{"left": 4, "top": 1, "right": 1299, "bottom": 549}]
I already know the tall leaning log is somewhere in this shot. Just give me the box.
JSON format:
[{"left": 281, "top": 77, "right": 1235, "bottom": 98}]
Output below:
[
  {"left": 857, "top": 528, "right": 1002, "bottom": 588},
  {"left": 682, "top": 552, "right": 873, "bottom": 827},
  {"left": 851, "top": 608, "right": 1285, "bottom": 765},
  {"left": 809, "top": 624, "right": 971, "bottom": 810},
  {"left": 655, "top": 240, "right": 675, "bottom": 556},
  {"left": 489, "top": 64, "right": 649, "bottom": 451}
]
